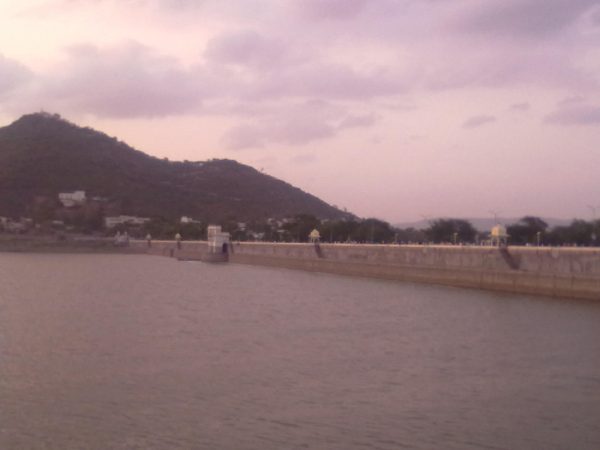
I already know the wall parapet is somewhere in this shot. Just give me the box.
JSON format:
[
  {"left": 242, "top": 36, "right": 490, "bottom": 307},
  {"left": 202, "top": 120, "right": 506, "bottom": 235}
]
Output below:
[
  {"left": 227, "top": 242, "right": 600, "bottom": 300},
  {"left": 129, "top": 240, "right": 600, "bottom": 300}
]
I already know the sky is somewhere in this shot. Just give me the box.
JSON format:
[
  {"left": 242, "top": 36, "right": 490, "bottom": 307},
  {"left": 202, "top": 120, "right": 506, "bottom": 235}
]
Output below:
[{"left": 1, "top": 0, "right": 600, "bottom": 224}]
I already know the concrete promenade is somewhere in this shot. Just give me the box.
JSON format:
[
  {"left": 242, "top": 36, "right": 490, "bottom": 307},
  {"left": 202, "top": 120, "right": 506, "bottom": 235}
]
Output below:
[{"left": 134, "top": 240, "right": 600, "bottom": 300}]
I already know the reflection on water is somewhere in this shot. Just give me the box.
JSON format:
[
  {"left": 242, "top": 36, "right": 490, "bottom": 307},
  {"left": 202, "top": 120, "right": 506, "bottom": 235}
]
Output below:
[{"left": 1, "top": 253, "right": 599, "bottom": 450}]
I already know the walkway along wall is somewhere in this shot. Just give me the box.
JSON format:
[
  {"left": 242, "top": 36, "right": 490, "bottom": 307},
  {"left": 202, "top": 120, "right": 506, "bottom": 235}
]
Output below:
[
  {"left": 132, "top": 240, "right": 600, "bottom": 300},
  {"left": 229, "top": 243, "right": 600, "bottom": 300}
]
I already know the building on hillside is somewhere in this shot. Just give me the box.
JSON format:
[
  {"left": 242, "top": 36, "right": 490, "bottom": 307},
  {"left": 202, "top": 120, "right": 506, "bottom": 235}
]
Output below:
[
  {"left": 5, "top": 222, "right": 26, "bottom": 233},
  {"left": 58, "top": 190, "right": 86, "bottom": 207},
  {"left": 180, "top": 216, "right": 201, "bottom": 224},
  {"left": 3, "top": 217, "right": 32, "bottom": 233},
  {"left": 104, "top": 215, "right": 150, "bottom": 229}
]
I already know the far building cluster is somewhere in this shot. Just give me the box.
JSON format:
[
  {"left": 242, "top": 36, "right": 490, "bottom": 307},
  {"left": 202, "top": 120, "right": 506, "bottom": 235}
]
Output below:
[
  {"left": 0, "top": 190, "right": 151, "bottom": 235},
  {"left": 105, "top": 215, "right": 151, "bottom": 229},
  {"left": 58, "top": 190, "right": 86, "bottom": 208}
]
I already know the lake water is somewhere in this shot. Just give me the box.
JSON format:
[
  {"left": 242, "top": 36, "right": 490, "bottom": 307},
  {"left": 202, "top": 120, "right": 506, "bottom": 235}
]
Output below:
[{"left": 1, "top": 253, "right": 599, "bottom": 450}]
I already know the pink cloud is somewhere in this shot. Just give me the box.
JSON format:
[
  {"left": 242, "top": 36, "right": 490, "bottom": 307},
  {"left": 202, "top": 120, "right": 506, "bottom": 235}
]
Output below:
[
  {"left": 592, "top": 7, "right": 600, "bottom": 25},
  {"left": 1, "top": 33, "right": 406, "bottom": 127},
  {"left": 294, "top": 0, "right": 369, "bottom": 20},
  {"left": 558, "top": 95, "right": 586, "bottom": 107},
  {"left": 338, "top": 113, "right": 378, "bottom": 129},
  {"left": 251, "top": 62, "right": 406, "bottom": 100},
  {"left": 544, "top": 104, "right": 600, "bottom": 125},
  {"left": 509, "top": 102, "right": 530, "bottom": 111},
  {"left": 454, "top": 0, "right": 597, "bottom": 38},
  {"left": 221, "top": 101, "right": 376, "bottom": 149},
  {"left": 0, "top": 54, "right": 32, "bottom": 98},
  {"left": 204, "top": 30, "right": 289, "bottom": 69},
  {"left": 40, "top": 42, "right": 207, "bottom": 117},
  {"left": 462, "top": 115, "right": 496, "bottom": 128},
  {"left": 221, "top": 124, "right": 266, "bottom": 150},
  {"left": 424, "top": 45, "right": 596, "bottom": 91},
  {"left": 203, "top": 30, "right": 407, "bottom": 102},
  {"left": 223, "top": 118, "right": 336, "bottom": 150},
  {"left": 291, "top": 153, "right": 317, "bottom": 164}
]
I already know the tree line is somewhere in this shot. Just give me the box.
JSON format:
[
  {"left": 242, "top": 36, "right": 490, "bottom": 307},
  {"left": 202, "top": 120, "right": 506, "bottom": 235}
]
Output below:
[
  {"left": 243, "top": 215, "right": 600, "bottom": 246},
  {"left": 192, "top": 214, "right": 599, "bottom": 246},
  {"left": 4, "top": 206, "right": 600, "bottom": 247}
]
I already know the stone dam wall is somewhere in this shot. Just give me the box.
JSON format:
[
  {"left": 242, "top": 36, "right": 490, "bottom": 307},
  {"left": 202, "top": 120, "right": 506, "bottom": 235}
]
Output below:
[{"left": 134, "top": 240, "right": 600, "bottom": 300}]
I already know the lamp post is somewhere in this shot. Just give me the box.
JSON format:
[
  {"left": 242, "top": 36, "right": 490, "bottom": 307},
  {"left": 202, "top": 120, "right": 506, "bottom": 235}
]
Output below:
[
  {"left": 420, "top": 214, "right": 432, "bottom": 245},
  {"left": 587, "top": 204, "right": 600, "bottom": 246},
  {"left": 488, "top": 209, "right": 501, "bottom": 225}
]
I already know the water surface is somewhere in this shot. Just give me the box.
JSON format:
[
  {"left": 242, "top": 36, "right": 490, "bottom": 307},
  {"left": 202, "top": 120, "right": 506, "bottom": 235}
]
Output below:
[{"left": 1, "top": 253, "right": 599, "bottom": 449}]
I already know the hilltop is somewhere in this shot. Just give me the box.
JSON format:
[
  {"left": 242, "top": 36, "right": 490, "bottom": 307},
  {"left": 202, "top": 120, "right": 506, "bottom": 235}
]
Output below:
[{"left": 0, "top": 113, "right": 350, "bottom": 222}]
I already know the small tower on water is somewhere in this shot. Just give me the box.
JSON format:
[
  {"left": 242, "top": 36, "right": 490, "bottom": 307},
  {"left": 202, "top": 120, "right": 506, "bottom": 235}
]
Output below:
[{"left": 207, "top": 225, "right": 231, "bottom": 254}]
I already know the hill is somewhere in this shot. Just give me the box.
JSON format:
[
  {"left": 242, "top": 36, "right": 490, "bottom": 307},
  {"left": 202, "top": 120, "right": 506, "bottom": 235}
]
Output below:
[{"left": 0, "top": 113, "right": 350, "bottom": 222}]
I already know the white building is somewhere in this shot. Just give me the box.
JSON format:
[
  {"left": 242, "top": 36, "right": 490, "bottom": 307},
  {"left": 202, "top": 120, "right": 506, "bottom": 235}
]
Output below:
[
  {"left": 4, "top": 219, "right": 28, "bottom": 233},
  {"left": 207, "top": 225, "right": 230, "bottom": 253},
  {"left": 180, "top": 216, "right": 201, "bottom": 224},
  {"left": 58, "top": 190, "right": 86, "bottom": 207},
  {"left": 104, "top": 215, "right": 150, "bottom": 229}
]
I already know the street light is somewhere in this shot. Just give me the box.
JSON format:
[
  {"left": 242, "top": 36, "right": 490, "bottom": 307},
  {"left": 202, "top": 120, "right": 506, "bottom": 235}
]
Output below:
[
  {"left": 420, "top": 214, "right": 432, "bottom": 245},
  {"left": 587, "top": 204, "right": 600, "bottom": 246},
  {"left": 420, "top": 214, "right": 432, "bottom": 226},
  {"left": 488, "top": 210, "right": 501, "bottom": 224}
]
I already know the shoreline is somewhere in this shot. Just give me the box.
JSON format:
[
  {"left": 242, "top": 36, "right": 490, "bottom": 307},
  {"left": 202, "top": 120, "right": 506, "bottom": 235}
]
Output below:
[
  {"left": 0, "top": 236, "right": 145, "bottom": 254},
  {"left": 2, "top": 236, "right": 599, "bottom": 300}
]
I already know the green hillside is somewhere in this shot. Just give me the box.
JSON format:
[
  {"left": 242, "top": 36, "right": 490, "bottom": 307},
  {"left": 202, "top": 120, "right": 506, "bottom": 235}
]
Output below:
[{"left": 0, "top": 113, "right": 350, "bottom": 222}]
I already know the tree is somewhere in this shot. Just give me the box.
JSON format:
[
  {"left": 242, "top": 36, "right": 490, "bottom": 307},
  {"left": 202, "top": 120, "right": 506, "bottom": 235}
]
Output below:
[
  {"left": 282, "top": 214, "right": 320, "bottom": 242},
  {"left": 424, "top": 219, "right": 477, "bottom": 244},
  {"left": 179, "top": 222, "right": 207, "bottom": 240},
  {"left": 507, "top": 216, "right": 548, "bottom": 245},
  {"left": 30, "top": 196, "right": 58, "bottom": 225},
  {"left": 395, "top": 227, "right": 426, "bottom": 244},
  {"left": 320, "top": 219, "right": 359, "bottom": 242},
  {"left": 141, "top": 217, "right": 178, "bottom": 239},
  {"left": 350, "top": 218, "right": 395, "bottom": 243},
  {"left": 547, "top": 220, "right": 596, "bottom": 246}
]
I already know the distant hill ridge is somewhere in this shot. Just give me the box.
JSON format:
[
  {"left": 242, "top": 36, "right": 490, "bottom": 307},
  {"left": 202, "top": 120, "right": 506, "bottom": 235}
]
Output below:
[{"left": 0, "top": 112, "right": 350, "bottom": 222}]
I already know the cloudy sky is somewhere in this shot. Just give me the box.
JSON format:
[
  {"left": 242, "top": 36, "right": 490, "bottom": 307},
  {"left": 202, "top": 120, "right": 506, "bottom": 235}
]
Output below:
[{"left": 1, "top": 0, "right": 600, "bottom": 223}]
